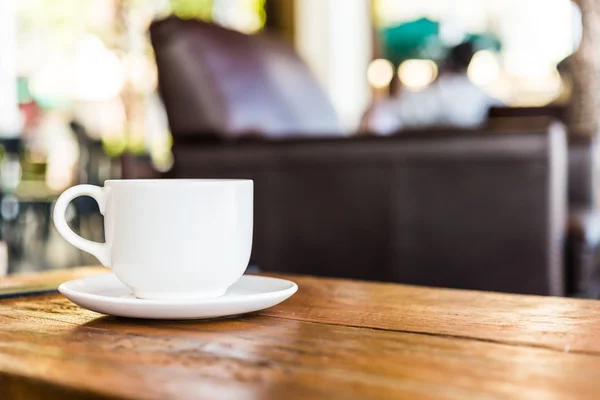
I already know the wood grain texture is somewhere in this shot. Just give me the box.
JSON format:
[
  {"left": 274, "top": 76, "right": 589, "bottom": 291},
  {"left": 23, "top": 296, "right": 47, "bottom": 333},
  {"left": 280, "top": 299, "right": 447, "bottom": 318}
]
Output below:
[
  {"left": 264, "top": 274, "right": 600, "bottom": 355},
  {"left": 0, "top": 266, "right": 104, "bottom": 294},
  {"left": 2, "top": 267, "right": 600, "bottom": 399},
  {"left": 1, "top": 267, "right": 104, "bottom": 286}
]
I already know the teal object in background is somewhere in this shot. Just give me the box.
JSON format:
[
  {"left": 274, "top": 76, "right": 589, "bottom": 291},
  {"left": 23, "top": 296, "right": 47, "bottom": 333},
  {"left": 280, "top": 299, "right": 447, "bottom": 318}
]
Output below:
[
  {"left": 381, "top": 18, "right": 443, "bottom": 64},
  {"left": 381, "top": 18, "right": 501, "bottom": 64},
  {"left": 18, "top": 77, "right": 69, "bottom": 110},
  {"left": 467, "top": 33, "right": 502, "bottom": 53}
]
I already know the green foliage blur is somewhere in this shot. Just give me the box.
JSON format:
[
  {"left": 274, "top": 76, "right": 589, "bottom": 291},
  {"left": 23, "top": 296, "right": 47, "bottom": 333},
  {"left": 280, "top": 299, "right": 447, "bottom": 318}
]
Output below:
[{"left": 170, "top": 0, "right": 213, "bottom": 20}]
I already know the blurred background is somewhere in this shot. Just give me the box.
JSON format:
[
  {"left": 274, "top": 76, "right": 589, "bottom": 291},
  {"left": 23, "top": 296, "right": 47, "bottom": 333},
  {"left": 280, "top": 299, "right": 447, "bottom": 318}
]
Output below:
[{"left": 1, "top": 0, "right": 598, "bottom": 298}]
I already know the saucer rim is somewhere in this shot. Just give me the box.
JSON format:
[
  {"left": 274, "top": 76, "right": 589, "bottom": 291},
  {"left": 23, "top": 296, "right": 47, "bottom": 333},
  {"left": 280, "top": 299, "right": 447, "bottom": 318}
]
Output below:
[{"left": 58, "top": 273, "right": 298, "bottom": 305}]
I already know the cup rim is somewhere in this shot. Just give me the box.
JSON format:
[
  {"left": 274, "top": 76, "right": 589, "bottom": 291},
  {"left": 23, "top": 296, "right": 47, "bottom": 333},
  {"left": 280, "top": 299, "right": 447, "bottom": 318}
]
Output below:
[{"left": 105, "top": 179, "right": 252, "bottom": 185}]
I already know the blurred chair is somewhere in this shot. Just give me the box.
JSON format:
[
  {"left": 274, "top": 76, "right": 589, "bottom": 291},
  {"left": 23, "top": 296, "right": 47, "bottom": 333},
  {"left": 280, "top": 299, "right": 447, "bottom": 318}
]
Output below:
[
  {"left": 149, "top": 16, "right": 341, "bottom": 138},
  {"left": 150, "top": 17, "right": 595, "bottom": 296}
]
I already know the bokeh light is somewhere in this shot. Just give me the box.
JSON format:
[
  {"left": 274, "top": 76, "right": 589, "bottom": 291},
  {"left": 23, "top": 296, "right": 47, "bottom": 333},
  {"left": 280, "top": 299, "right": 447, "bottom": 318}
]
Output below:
[
  {"left": 213, "top": 0, "right": 266, "bottom": 33},
  {"left": 398, "top": 59, "right": 438, "bottom": 91},
  {"left": 367, "top": 59, "right": 394, "bottom": 89},
  {"left": 467, "top": 50, "right": 501, "bottom": 86},
  {"left": 374, "top": 0, "right": 581, "bottom": 106},
  {"left": 72, "top": 35, "right": 125, "bottom": 102}
]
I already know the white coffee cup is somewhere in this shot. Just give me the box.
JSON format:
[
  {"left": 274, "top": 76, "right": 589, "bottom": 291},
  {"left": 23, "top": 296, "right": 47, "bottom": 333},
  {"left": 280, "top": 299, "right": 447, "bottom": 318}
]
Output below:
[{"left": 53, "top": 179, "right": 253, "bottom": 300}]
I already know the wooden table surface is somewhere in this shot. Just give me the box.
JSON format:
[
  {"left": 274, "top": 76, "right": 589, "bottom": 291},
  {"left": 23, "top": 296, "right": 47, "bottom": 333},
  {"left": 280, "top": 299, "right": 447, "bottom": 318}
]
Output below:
[{"left": 3, "top": 267, "right": 600, "bottom": 399}]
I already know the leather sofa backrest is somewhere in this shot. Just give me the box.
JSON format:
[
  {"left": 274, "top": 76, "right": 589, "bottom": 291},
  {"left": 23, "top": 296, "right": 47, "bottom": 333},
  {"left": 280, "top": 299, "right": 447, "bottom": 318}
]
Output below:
[
  {"left": 171, "top": 120, "right": 568, "bottom": 295},
  {"left": 150, "top": 17, "right": 340, "bottom": 138}
]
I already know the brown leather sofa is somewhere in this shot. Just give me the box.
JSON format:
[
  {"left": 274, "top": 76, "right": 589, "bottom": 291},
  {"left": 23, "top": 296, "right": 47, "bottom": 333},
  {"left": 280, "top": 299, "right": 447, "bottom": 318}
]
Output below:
[
  {"left": 150, "top": 17, "right": 599, "bottom": 296},
  {"left": 170, "top": 122, "right": 568, "bottom": 296}
]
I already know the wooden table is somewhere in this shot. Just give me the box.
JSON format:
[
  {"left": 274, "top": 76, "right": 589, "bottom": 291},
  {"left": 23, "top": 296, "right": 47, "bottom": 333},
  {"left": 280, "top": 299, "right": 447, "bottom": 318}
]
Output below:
[{"left": 3, "top": 268, "right": 600, "bottom": 399}]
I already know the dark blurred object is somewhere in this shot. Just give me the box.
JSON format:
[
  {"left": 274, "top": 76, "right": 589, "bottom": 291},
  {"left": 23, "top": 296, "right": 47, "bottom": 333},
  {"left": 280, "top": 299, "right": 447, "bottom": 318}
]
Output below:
[
  {"left": 489, "top": 109, "right": 600, "bottom": 298},
  {"left": 171, "top": 118, "right": 572, "bottom": 296},
  {"left": 4, "top": 198, "right": 54, "bottom": 274},
  {"left": 565, "top": 133, "right": 599, "bottom": 298},
  {"left": 264, "top": 0, "right": 294, "bottom": 44},
  {"left": 70, "top": 121, "right": 109, "bottom": 186},
  {"left": 488, "top": 106, "right": 569, "bottom": 124},
  {"left": 0, "top": 137, "right": 22, "bottom": 275},
  {"left": 445, "top": 41, "right": 475, "bottom": 72},
  {"left": 121, "top": 153, "right": 166, "bottom": 180},
  {"left": 0, "top": 138, "right": 61, "bottom": 274},
  {"left": 567, "top": 208, "right": 600, "bottom": 298},
  {"left": 149, "top": 16, "right": 340, "bottom": 138},
  {"left": 0, "top": 137, "right": 22, "bottom": 155},
  {"left": 567, "top": 134, "right": 597, "bottom": 209}
]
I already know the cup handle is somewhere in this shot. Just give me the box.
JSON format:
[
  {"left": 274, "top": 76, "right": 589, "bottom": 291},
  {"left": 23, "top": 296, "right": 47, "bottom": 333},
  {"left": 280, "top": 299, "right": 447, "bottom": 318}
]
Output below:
[{"left": 53, "top": 184, "right": 110, "bottom": 267}]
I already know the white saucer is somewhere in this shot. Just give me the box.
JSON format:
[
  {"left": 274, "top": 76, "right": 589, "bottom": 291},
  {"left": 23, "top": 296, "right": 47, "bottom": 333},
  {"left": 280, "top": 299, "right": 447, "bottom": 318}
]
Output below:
[{"left": 58, "top": 274, "right": 298, "bottom": 320}]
